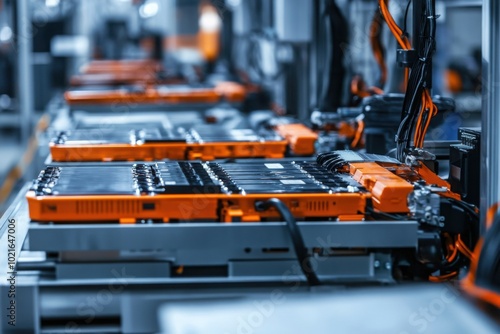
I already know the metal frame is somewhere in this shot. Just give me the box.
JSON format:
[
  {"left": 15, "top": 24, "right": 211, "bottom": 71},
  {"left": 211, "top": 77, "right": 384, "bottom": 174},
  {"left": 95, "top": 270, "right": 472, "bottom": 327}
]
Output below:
[
  {"left": 16, "top": 0, "right": 34, "bottom": 145},
  {"left": 481, "top": 0, "right": 500, "bottom": 233},
  {"left": 28, "top": 221, "right": 417, "bottom": 252}
]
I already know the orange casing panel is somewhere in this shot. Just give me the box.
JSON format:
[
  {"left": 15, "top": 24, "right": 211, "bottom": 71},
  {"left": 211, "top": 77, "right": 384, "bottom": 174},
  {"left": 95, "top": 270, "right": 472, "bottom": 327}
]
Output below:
[
  {"left": 26, "top": 193, "right": 220, "bottom": 223},
  {"left": 81, "top": 60, "right": 162, "bottom": 74},
  {"left": 49, "top": 141, "right": 288, "bottom": 162},
  {"left": 64, "top": 87, "right": 159, "bottom": 105},
  {"left": 349, "top": 162, "right": 414, "bottom": 213},
  {"left": 26, "top": 192, "right": 369, "bottom": 223},
  {"left": 64, "top": 82, "right": 247, "bottom": 105},
  {"left": 274, "top": 124, "right": 318, "bottom": 156}
]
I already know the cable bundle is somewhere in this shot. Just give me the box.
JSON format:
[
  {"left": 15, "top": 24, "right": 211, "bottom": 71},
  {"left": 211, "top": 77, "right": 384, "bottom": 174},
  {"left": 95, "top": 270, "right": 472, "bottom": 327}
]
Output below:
[{"left": 379, "top": 0, "right": 438, "bottom": 161}]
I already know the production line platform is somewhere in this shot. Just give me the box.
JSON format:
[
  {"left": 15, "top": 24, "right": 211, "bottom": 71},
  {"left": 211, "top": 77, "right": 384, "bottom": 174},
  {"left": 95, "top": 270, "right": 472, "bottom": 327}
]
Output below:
[{"left": 1, "top": 179, "right": 419, "bottom": 333}]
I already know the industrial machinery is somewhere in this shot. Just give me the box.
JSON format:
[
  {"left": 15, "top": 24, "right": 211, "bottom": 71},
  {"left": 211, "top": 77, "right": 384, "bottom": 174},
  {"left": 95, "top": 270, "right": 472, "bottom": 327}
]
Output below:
[
  {"left": 311, "top": 94, "right": 456, "bottom": 154},
  {"left": 449, "top": 127, "right": 481, "bottom": 207},
  {"left": 25, "top": 150, "right": 478, "bottom": 284}
]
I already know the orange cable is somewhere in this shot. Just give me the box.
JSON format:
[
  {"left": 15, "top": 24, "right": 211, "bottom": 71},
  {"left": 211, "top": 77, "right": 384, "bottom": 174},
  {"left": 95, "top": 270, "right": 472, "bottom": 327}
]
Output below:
[
  {"left": 379, "top": 0, "right": 411, "bottom": 50},
  {"left": 429, "top": 271, "right": 458, "bottom": 283},
  {"left": 456, "top": 235, "right": 474, "bottom": 261},
  {"left": 379, "top": 0, "right": 411, "bottom": 89},
  {"left": 444, "top": 234, "right": 459, "bottom": 263},
  {"left": 351, "top": 119, "right": 365, "bottom": 148},
  {"left": 370, "top": 9, "right": 388, "bottom": 86},
  {"left": 486, "top": 202, "right": 500, "bottom": 229}
]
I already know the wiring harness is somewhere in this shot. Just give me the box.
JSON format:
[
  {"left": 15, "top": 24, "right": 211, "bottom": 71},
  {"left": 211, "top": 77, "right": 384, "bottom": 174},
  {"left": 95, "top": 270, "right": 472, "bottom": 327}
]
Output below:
[{"left": 379, "top": 0, "right": 438, "bottom": 161}]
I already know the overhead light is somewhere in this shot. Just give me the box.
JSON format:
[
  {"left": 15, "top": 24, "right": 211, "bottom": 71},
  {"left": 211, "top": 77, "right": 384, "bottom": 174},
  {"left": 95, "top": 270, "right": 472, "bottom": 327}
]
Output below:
[
  {"left": 226, "top": 0, "right": 241, "bottom": 8},
  {"left": 199, "top": 9, "right": 222, "bottom": 33},
  {"left": 45, "top": 0, "right": 60, "bottom": 7},
  {"left": 0, "top": 94, "right": 11, "bottom": 110},
  {"left": 139, "top": 0, "right": 159, "bottom": 19},
  {"left": 0, "top": 26, "right": 12, "bottom": 42}
]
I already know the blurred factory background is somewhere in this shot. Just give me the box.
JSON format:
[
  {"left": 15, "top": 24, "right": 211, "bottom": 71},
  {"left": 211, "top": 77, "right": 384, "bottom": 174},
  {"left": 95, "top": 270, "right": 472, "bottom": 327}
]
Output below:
[{"left": 0, "top": 1, "right": 484, "bottom": 213}]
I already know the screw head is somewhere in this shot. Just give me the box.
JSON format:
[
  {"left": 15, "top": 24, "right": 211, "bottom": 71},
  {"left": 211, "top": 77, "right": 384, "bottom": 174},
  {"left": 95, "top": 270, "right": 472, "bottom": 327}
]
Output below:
[
  {"left": 385, "top": 262, "right": 392, "bottom": 270},
  {"left": 374, "top": 260, "right": 381, "bottom": 268}
]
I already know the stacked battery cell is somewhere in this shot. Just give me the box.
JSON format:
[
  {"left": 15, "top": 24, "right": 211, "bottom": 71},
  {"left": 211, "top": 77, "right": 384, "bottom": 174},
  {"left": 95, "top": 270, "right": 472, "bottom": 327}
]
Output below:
[
  {"left": 208, "top": 162, "right": 361, "bottom": 194},
  {"left": 27, "top": 159, "right": 371, "bottom": 223},
  {"left": 49, "top": 123, "right": 288, "bottom": 162},
  {"left": 30, "top": 162, "right": 220, "bottom": 197}
]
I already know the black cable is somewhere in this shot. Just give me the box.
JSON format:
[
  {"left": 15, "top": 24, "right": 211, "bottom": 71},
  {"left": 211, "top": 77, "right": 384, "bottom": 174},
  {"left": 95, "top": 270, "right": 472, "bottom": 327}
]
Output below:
[
  {"left": 319, "top": 0, "right": 349, "bottom": 110},
  {"left": 440, "top": 197, "right": 480, "bottom": 249},
  {"left": 399, "top": 28, "right": 431, "bottom": 153},
  {"left": 255, "top": 198, "right": 321, "bottom": 286},
  {"left": 432, "top": 197, "right": 480, "bottom": 277},
  {"left": 396, "top": 0, "right": 437, "bottom": 161},
  {"left": 403, "top": 0, "right": 413, "bottom": 38},
  {"left": 397, "top": 61, "right": 425, "bottom": 159},
  {"left": 438, "top": 251, "right": 464, "bottom": 272},
  {"left": 448, "top": 198, "right": 479, "bottom": 220}
]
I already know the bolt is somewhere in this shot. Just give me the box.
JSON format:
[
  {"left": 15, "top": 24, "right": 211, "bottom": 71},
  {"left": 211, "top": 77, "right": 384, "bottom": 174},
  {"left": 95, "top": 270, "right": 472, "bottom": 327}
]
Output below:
[
  {"left": 374, "top": 260, "right": 381, "bottom": 268},
  {"left": 385, "top": 262, "right": 392, "bottom": 270}
]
